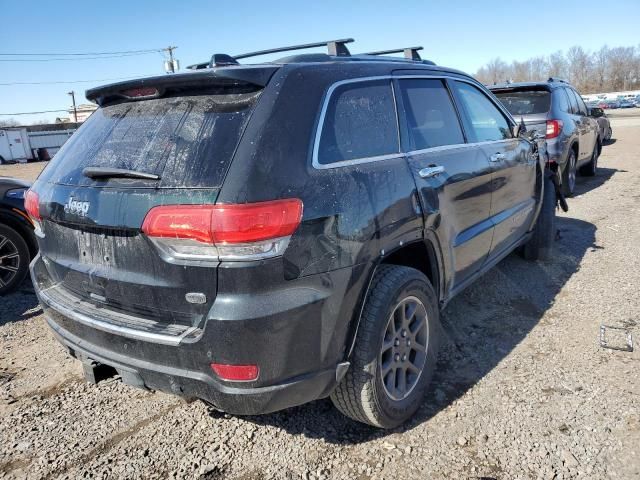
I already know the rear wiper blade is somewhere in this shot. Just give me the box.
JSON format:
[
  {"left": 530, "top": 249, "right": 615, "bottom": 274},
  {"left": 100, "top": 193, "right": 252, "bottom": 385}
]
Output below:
[{"left": 83, "top": 167, "right": 160, "bottom": 181}]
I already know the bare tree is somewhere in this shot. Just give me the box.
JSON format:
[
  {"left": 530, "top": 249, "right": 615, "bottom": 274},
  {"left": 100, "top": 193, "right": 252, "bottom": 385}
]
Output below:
[
  {"left": 608, "top": 47, "right": 635, "bottom": 91},
  {"left": 547, "top": 51, "right": 568, "bottom": 80},
  {"left": 566, "top": 46, "right": 592, "bottom": 92},
  {"left": 485, "top": 58, "right": 509, "bottom": 85},
  {"left": 0, "top": 118, "right": 20, "bottom": 128},
  {"left": 592, "top": 46, "right": 609, "bottom": 91},
  {"left": 529, "top": 56, "right": 549, "bottom": 82},
  {"left": 475, "top": 44, "right": 640, "bottom": 94}
]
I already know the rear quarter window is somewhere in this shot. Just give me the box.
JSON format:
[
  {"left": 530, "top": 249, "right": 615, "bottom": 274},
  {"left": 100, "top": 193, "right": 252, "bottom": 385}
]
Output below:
[
  {"left": 39, "top": 91, "right": 260, "bottom": 188},
  {"left": 316, "top": 80, "right": 399, "bottom": 166}
]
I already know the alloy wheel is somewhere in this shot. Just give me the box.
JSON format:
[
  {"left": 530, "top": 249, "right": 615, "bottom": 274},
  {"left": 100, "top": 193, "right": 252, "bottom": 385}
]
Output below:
[
  {"left": 379, "top": 296, "right": 429, "bottom": 401},
  {"left": 0, "top": 234, "right": 20, "bottom": 289}
]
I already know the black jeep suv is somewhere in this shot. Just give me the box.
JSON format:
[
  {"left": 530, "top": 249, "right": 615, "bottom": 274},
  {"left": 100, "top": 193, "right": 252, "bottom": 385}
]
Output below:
[
  {"left": 489, "top": 79, "right": 600, "bottom": 197},
  {"left": 27, "top": 39, "right": 555, "bottom": 428}
]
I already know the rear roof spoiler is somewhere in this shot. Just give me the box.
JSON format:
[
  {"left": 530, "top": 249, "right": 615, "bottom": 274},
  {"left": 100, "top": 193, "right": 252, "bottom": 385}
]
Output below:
[{"left": 86, "top": 66, "right": 280, "bottom": 105}]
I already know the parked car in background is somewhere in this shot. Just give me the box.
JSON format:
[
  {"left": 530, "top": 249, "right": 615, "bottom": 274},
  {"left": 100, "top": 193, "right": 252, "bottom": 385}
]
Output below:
[
  {"left": 0, "top": 177, "right": 37, "bottom": 294},
  {"left": 490, "top": 77, "right": 600, "bottom": 196},
  {"left": 25, "top": 39, "right": 556, "bottom": 428},
  {"left": 618, "top": 98, "right": 635, "bottom": 108},
  {"left": 606, "top": 99, "right": 620, "bottom": 109},
  {"left": 589, "top": 107, "right": 612, "bottom": 142}
]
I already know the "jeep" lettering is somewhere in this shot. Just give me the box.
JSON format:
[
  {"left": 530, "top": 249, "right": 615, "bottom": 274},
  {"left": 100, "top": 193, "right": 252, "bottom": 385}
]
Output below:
[{"left": 64, "top": 197, "right": 90, "bottom": 217}]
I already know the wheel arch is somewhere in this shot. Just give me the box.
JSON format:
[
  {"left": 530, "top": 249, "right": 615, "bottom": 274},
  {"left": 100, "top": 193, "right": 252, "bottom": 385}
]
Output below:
[
  {"left": 344, "top": 238, "right": 443, "bottom": 359},
  {"left": 0, "top": 210, "right": 37, "bottom": 260}
]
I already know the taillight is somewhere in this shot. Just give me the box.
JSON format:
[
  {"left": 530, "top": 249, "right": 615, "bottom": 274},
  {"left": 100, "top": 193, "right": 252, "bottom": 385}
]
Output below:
[
  {"left": 211, "top": 363, "right": 259, "bottom": 382},
  {"left": 24, "top": 189, "right": 40, "bottom": 221},
  {"left": 141, "top": 199, "right": 303, "bottom": 262},
  {"left": 546, "top": 120, "right": 563, "bottom": 139}
]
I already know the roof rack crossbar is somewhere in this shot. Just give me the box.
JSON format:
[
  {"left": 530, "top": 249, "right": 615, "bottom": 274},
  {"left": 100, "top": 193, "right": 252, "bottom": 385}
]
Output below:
[
  {"left": 187, "top": 38, "right": 354, "bottom": 70},
  {"left": 363, "top": 46, "right": 423, "bottom": 61},
  {"left": 548, "top": 77, "right": 568, "bottom": 84},
  {"left": 233, "top": 38, "right": 354, "bottom": 60}
]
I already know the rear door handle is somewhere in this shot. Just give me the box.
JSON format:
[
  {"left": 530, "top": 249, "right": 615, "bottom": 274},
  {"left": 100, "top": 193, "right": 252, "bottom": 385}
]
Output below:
[
  {"left": 490, "top": 153, "right": 506, "bottom": 162},
  {"left": 419, "top": 165, "right": 445, "bottom": 178}
]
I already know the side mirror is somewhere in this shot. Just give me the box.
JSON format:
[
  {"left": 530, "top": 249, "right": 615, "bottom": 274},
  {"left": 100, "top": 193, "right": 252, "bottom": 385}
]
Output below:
[{"left": 511, "top": 124, "right": 521, "bottom": 138}]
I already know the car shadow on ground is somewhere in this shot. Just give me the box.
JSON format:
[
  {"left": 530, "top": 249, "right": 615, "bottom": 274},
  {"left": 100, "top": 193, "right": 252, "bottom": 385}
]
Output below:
[
  {"left": 0, "top": 279, "right": 41, "bottom": 326},
  {"left": 574, "top": 166, "right": 622, "bottom": 196},
  {"left": 231, "top": 215, "right": 597, "bottom": 443},
  {"left": 602, "top": 138, "right": 616, "bottom": 146}
]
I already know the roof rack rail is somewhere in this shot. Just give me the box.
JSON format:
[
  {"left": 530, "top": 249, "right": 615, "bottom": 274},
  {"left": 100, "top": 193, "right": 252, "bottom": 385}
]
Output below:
[
  {"left": 235, "top": 38, "right": 354, "bottom": 60},
  {"left": 187, "top": 38, "right": 354, "bottom": 70},
  {"left": 548, "top": 77, "right": 569, "bottom": 84},
  {"left": 363, "top": 46, "right": 423, "bottom": 61}
]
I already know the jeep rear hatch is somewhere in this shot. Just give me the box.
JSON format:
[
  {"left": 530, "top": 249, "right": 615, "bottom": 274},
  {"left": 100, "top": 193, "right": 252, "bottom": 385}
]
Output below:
[{"left": 34, "top": 71, "right": 273, "bottom": 337}]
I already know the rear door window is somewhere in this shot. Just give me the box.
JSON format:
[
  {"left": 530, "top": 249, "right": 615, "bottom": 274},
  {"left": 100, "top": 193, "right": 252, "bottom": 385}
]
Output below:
[
  {"left": 572, "top": 90, "right": 588, "bottom": 116},
  {"left": 398, "top": 79, "right": 465, "bottom": 150},
  {"left": 452, "top": 81, "right": 513, "bottom": 142},
  {"left": 492, "top": 89, "right": 551, "bottom": 115},
  {"left": 316, "top": 80, "right": 399, "bottom": 166},
  {"left": 39, "top": 91, "right": 260, "bottom": 188},
  {"left": 565, "top": 88, "right": 579, "bottom": 114},
  {"left": 554, "top": 88, "right": 571, "bottom": 113}
]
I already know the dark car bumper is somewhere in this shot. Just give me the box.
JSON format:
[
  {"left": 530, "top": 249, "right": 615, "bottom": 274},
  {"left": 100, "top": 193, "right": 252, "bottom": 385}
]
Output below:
[{"left": 31, "top": 254, "right": 356, "bottom": 415}]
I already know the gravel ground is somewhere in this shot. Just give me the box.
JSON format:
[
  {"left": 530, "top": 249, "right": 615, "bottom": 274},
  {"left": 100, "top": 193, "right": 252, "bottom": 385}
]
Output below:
[{"left": 1, "top": 120, "right": 639, "bottom": 480}]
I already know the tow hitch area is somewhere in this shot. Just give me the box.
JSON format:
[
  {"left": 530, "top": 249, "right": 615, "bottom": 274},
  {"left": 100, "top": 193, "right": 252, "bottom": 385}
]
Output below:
[
  {"left": 81, "top": 359, "right": 118, "bottom": 384},
  {"left": 80, "top": 356, "right": 148, "bottom": 389},
  {"left": 599, "top": 325, "right": 634, "bottom": 352}
]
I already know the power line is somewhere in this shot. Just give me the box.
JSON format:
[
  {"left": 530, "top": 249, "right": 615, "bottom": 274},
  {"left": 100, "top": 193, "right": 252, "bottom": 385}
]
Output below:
[
  {"left": 0, "top": 52, "right": 162, "bottom": 62},
  {"left": 0, "top": 74, "right": 156, "bottom": 86},
  {"left": 0, "top": 49, "right": 163, "bottom": 56},
  {"left": 0, "top": 109, "right": 69, "bottom": 116}
]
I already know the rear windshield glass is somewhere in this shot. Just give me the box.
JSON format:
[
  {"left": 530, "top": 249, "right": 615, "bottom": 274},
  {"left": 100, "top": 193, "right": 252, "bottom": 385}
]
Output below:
[
  {"left": 39, "top": 91, "right": 260, "bottom": 188},
  {"left": 493, "top": 90, "right": 551, "bottom": 115}
]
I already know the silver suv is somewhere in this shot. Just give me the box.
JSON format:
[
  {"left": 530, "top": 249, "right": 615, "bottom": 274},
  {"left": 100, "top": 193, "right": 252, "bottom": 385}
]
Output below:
[{"left": 490, "top": 78, "right": 600, "bottom": 196}]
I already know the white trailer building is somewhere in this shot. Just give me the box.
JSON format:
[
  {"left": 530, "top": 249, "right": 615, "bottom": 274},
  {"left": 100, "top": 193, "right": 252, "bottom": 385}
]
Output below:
[{"left": 0, "top": 127, "right": 76, "bottom": 164}]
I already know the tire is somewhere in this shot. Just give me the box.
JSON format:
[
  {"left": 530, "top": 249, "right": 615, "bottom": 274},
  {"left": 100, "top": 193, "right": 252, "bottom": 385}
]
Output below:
[
  {"left": 0, "top": 224, "right": 30, "bottom": 295},
  {"left": 579, "top": 140, "right": 599, "bottom": 177},
  {"left": 523, "top": 175, "right": 556, "bottom": 262},
  {"left": 605, "top": 128, "right": 612, "bottom": 142},
  {"left": 561, "top": 148, "right": 577, "bottom": 197},
  {"left": 0, "top": 156, "right": 5, "bottom": 165},
  {"left": 331, "top": 265, "right": 440, "bottom": 428}
]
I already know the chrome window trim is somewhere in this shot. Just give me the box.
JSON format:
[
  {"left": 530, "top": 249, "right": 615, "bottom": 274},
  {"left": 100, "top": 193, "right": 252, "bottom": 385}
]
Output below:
[
  {"left": 312, "top": 74, "right": 516, "bottom": 170},
  {"left": 405, "top": 139, "right": 512, "bottom": 157}
]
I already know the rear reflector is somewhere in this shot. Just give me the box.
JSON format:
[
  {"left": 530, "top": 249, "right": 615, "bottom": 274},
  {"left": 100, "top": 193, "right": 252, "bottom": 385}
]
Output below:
[
  {"left": 211, "top": 363, "right": 259, "bottom": 382},
  {"left": 24, "top": 189, "right": 41, "bottom": 221},
  {"left": 546, "top": 119, "right": 563, "bottom": 139},
  {"left": 141, "top": 199, "right": 303, "bottom": 262}
]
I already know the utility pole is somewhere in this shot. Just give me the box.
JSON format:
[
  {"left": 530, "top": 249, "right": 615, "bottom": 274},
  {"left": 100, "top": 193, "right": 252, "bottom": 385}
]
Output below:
[
  {"left": 67, "top": 91, "right": 77, "bottom": 123},
  {"left": 163, "top": 46, "right": 178, "bottom": 73}
]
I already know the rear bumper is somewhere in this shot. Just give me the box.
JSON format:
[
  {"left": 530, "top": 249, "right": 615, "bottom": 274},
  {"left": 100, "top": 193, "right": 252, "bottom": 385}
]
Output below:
[
  {"left": 31, "top": 254, "right": 359, "bottom": 415},
  {"left": 46, "top": 316, "right": 344, "bottom": 414}
]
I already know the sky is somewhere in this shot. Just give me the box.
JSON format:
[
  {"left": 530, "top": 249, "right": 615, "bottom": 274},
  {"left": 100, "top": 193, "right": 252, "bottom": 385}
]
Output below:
[{"left": 1, "top": 0, "right": 639, "bottom": 125}]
